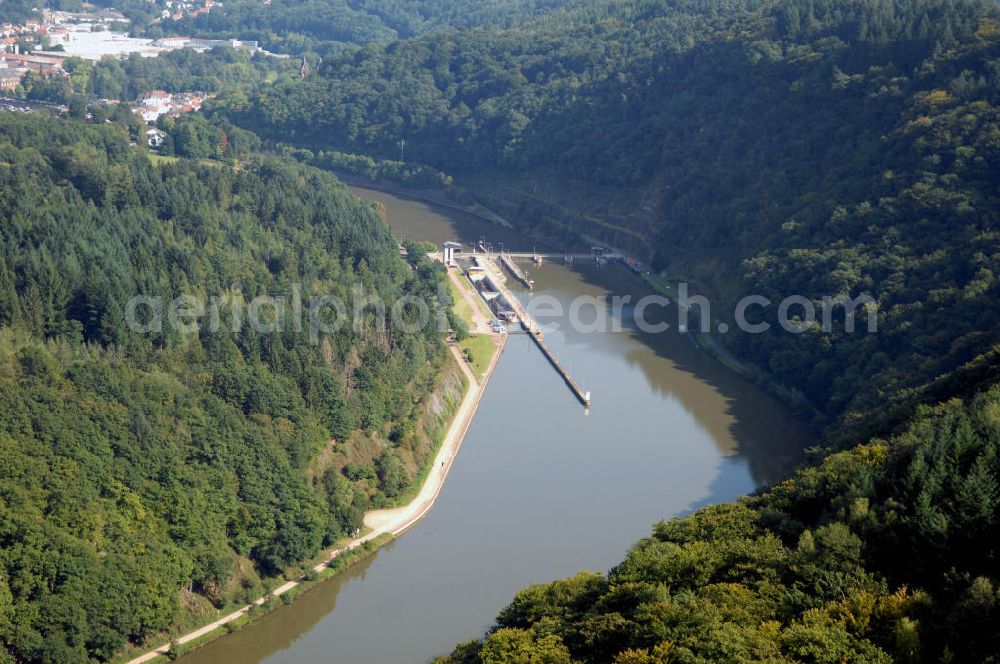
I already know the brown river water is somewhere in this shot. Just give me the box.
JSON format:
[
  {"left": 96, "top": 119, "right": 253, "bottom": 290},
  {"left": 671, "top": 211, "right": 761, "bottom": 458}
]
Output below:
[{"left": 180, "top": 185, "right": 809, "bottom": 664}]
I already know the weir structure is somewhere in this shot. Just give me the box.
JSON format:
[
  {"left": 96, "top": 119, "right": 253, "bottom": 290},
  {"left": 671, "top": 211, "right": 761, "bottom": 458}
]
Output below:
[
  {"left": 498, "top": 253, "right": 533, "bottom": 290},
  {"left": 501, "top": 251, "right": 623, "bottom": 262}
]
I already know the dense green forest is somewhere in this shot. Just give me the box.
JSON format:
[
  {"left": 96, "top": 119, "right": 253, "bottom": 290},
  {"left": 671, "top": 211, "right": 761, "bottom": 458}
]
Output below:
[
  {"left": 437, "top": 385, "right": 1000, "bottom": 663},
  {"left": 209, "top": 0, "right": 1000, "bottom": 438},
  {"left": 0, "top": 0, "right": 35, "bottom": 24},
  {"left": 183, "top": 0, "right": 1000, "bottom": 660},
  {"left": 155, "top": 0, "right": 586, "bottom": 55},
  {"left": 1, "top": 0, "right": 999, "bottom": 660},
  {"left": 0, "top": 113, "right": 457, "bottom": 662}
]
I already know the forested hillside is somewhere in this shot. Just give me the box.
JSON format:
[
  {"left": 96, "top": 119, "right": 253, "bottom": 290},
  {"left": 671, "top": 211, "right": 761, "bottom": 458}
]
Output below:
[
  {"left": 437, "top": 385, "right": 1000, "bottom": 663},
  {"left": 211, "top": 0, "right": 1000, "bottom": 437},
  {"left": 155, "top": 0, "right": 585, "bottom": 55},
  {"left": 0, "top": 0, "right": 34, "bottom": 24},
  {"left": 189, "top": 2, "right": 1000, "bottom": 657},
  {"left": 0, "top": 113, "right": 454, "bottom": 662},
  {"left": 2, "top": 0, "right": 998, "bottom": 661}
]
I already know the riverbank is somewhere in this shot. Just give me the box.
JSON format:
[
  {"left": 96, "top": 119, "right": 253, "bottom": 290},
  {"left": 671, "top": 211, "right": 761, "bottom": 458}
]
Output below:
[
  {"left": 638, "top": 271, "right": 818, "bottom": 416},
  {"left": 364, "top": 337, "right": 505, "bottom": 536},
  {"left": 333, "top": 170, "right": 514, "bottom": 229},
  {"left": 123, "top": 331, "right": 507, "bottom": 664},
  {"left": 344, "top": 176, "right": 803, "bottom": 412},
  {"left": 163, "top": 184, "right": 809, "bottom": 664},
  {"left": 307, "top": 156, "right": 802, "bottom": 416}
]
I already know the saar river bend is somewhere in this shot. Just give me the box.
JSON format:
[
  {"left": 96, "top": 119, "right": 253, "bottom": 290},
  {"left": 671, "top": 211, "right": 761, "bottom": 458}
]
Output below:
[{"left": 181, "top": 184, "right": 809, "bottom": 664}]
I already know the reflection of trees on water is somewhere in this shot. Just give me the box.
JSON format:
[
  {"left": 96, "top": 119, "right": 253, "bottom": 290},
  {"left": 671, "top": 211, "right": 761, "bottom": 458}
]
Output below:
[
  {"left": 179, "top": 546, "right": 388, "bottom": 664},
  {"left": 519, "top": 261, "right": 809, "bottom": 487},
  {"left": 356, "top": 184, "right": 807, "bottom": 490}
]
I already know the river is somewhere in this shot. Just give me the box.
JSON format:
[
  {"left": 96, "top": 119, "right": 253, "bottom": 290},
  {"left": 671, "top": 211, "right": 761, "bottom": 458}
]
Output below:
[{"left": 181, "top": 185, "right": 809, "bottom": 664}]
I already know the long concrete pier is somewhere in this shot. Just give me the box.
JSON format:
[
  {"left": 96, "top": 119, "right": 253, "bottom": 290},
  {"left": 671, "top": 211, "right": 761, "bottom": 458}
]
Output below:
[
  {"left": 523, "top": 323, "right": 591, "bottom": 406},
  {"left": 480, "top": 256, "right": 591, "bottom": 407}
]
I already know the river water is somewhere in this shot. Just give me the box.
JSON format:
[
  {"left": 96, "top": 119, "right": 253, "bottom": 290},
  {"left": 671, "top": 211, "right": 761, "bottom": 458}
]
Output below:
[{"left": 181, "top": 186, "right": 809, "bottom": 664}]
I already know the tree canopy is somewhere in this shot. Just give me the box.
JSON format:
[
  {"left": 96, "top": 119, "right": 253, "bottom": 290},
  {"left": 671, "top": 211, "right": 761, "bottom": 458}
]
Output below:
[
  {"left": 0, "top": 112, "right": 456, "bottom": 662},
  {"left": 210, "top": 0, "right": 1000, "bottom": 436},
  {"left": 437, "top": 385, "right": 1000, "bottom": 664}
]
